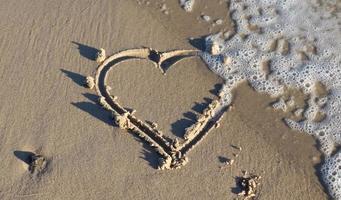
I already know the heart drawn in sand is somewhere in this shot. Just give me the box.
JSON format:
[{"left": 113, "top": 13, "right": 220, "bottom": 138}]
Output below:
[{"left": 85, "top": 47, "right": 228, "bottom": 170}]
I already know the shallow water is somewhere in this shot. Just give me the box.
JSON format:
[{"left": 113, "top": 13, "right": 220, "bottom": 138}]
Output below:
[{"left": 199, "top": 0, "right": 341, "bottom": 198}]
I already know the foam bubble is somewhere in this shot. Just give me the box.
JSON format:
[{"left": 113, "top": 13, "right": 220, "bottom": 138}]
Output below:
[
  {"left": 199, "top": 0, "right": 341, "bottom": 198},
  {"left": 179, "top": 0, "right": 195, "bottom": 12}
]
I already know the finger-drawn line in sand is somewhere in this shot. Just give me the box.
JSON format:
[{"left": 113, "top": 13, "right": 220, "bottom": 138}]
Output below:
[{"left": 84, "top": 47, "right": 228, "bottom": 170}]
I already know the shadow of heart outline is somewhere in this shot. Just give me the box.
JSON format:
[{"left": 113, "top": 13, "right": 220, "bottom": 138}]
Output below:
[{"left": 89, "top": 47, "right": 228, "bottom": 170}]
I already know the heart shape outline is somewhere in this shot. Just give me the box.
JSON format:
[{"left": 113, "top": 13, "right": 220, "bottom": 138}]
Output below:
[{"left": 88, "top": 48, "right": 228, "bottom": 170}]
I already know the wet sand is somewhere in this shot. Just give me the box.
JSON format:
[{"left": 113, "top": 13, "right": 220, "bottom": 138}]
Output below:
[{"left": 0, "top": 0, "right": 328, "bottom": 199}]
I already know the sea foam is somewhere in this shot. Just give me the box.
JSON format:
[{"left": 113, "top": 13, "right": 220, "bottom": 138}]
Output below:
[{"left": 199, "top": 0, "right": 341, "bottom": 198}]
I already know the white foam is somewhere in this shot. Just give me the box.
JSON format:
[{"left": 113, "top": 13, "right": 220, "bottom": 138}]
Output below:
[
  {"left": 201, "top": 15, "right": 211, "bottom": 22},
  {"left": 180, "top": 0, "right": 195, "bottom": 12},
  {"left": 199, "top": 0, "right": 341, "bottom": 198}
]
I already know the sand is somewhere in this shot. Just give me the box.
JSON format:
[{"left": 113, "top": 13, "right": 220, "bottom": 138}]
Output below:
[{"left": 0, "top": 0, "right": 329, "bottom": 199}]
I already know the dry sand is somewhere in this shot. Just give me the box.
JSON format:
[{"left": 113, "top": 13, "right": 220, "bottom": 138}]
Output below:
[{"left": 0, "top": 0, "right": 329, "bottom": 199}]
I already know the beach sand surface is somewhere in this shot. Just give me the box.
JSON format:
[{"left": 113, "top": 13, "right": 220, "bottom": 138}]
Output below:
[{"left": 0, "top": 0, "right": 328, "bottom": 199}]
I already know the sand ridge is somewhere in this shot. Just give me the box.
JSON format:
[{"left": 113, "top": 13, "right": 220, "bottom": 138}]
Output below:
[{"left": 84, "top": 47, "right": 229, "bottom": 170}]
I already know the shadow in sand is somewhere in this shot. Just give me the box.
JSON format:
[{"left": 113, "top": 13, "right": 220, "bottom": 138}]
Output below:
[
  {"left": 210, "top": 83, "right": 223, "bottom": 96},
  {"left": 171, "top": 118, "right": 195, "bottom": 138},
  {"left": 82, "top": 93, "right": 99, "bottom": 102},
  {"left": 160, "top": 55, "right": 197, "bottom": 73},
  {"left": 60, "top": 69, "right": 112, "bottom": 126},
  {"left": 188, "top": 35, "right": 210, "bottom": 51},
  {"left": 183, "top": 111, "right": 197, "bottom": 121},
  {"left": 218, "top": 156, "right": 229, "bottom": 163},
  {"left": 313, "top": 142, "right": 334, "bottom": 200},
  {"left": 171, "top": 96, "right": 214, "bottom": 138},
  {"left": 13, "top": 150, "right": 35, "bottom": 165},
  {"left": 147, "top": 49, "right": 195, "bottom": 74},
  {"left": 71, "top": 93, "right": 113, "bottom": 126},
  {"left": 140, "top": 147, "right": 160, "bottom": 169},
  {"left": 129, "top": 132, "right": 160, "bottom": 169},
  {"left": 72, "top": 41, "right": 99, "bottom": 61},
  {"left": 231, "top": 176, "right": 244, "bottom": 195},
  {"left": 60, "top": 69, "right": 85, "bottom": 86},
  {"left": 169, "top": 80, "right": 220, "bottom": 138}
]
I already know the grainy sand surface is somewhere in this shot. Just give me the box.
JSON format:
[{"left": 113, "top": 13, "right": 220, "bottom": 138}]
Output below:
[{"left": 0, "top": 0, "right": 328, "bottom": 199}]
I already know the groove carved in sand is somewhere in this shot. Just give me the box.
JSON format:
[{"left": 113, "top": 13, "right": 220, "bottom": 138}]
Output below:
[{"left": 87, "top": 47, "right": 228, "bottom": 170}]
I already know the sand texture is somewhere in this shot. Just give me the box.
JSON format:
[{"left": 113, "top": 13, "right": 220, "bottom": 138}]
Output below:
[{"left": 0, "top": 0, "right": 329, "bottom": 199}]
